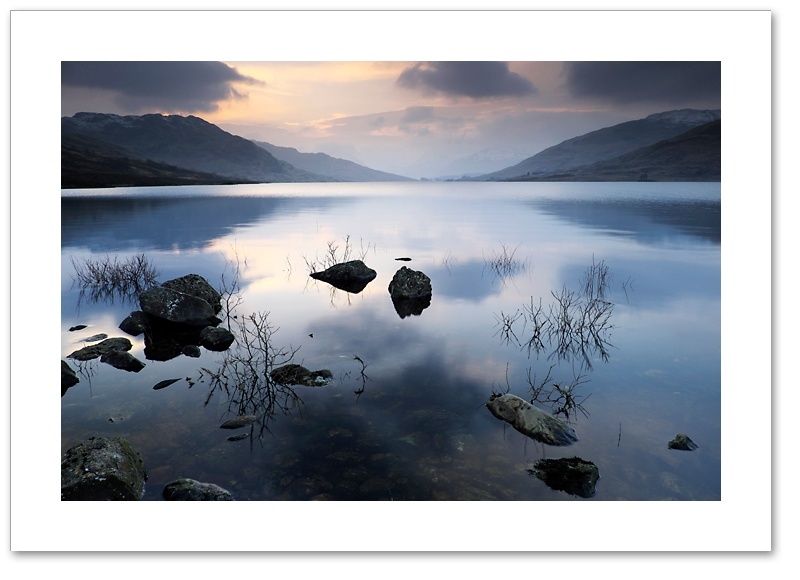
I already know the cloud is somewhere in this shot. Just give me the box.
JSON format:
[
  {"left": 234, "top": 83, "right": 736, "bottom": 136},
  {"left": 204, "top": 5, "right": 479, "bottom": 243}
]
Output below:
[
  {"left": 61, "top": 61, "right": 262, "bottom": 113},
  {"left": 562, "top": 62, "right": 721, "bottom": 106},
  {"left": 396, "top": 62, "right": 536, "bottom": 99}
]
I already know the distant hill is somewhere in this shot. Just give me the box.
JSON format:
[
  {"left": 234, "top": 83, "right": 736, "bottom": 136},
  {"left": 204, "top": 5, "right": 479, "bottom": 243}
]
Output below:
[
  {"left": 61, "top": 112, "right": 331, "bottom": 185},
  {"left": 504, "top": 120, "right": 721, "bottom": 182},
  {"left": 253, "top": 141, "right": 415, "bottom": 182},
  {"left": 61, "top": 132, "right": 251, "bottom": 189},
  {"left": 480, "top": 109, "right": 721, "bottom": 181}
]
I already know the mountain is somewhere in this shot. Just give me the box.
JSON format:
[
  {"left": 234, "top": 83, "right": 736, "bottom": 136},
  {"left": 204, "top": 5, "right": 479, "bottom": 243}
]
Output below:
[
  {"left": 253, "top": 141, "right": 415, "bottom": 182},
  {"left": 504, "top": 120, "right": 721, "bottom": 182},
  {"left": 61, "top": 132, "right": 253, "bottom": 189},
  {"left": 436, "top": 147, "right": 531, "bottom": 180},
  {"left": 480, "top": 109, "right": 721, "bottom": 181},
  {"left": 61, "top": 112, "right": 330, "bottom": 184}
]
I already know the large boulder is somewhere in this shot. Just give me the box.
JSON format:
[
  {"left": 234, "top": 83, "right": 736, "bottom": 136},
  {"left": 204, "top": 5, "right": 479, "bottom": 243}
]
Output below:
[
  {"left": 162, "top": 478, "right": 234, "bottom": 501},
  {"left": 309, "top": 260, "right": 377, "bottom": 294},
  {"left": 61, "top": 437, "right": 148, "bottom": 500},
  {"left": 161, "top": 274, "right": 223, "bottom": 314},
  {"left": 139, "top": 285, "right": 221, "bottom": 327}
]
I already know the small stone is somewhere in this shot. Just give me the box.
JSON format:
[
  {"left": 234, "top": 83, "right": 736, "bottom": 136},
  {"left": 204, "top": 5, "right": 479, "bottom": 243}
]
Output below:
[
  {"left": 220, "top": 415, "right": 257, "bottom": 429},
  {"left": 668, "top": 434, "right": 699, "bottom": 451}
]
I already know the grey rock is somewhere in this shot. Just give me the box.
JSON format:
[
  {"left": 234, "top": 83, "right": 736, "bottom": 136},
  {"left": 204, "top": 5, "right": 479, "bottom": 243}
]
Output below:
[
  {"left": 61, "top": 437, "right": 148, "bottom": 501},
  {"left": 486, "top": 393, "right": 578, "bottom": 446},
  {"left": 119, "top": 311, "right": 148, "bottom": 336},
  {"left": 220, "top": 415, "right": 257, "bottom": 429},
  {"left": 162, "top": 478, "right": 234, "bottom": 501},
  {"left": 84, "top": 333, "right": 108, "bottom": 342},
  {"left": 388, "top": 266, "right": 432, "bottom": 300}
]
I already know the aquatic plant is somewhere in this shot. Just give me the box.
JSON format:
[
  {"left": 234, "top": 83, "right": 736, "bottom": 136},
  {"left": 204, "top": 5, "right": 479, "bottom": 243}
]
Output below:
[
  {"left": 70, "top": 253, "right": 159, "bottom": 304},
  {"left": 483, "top": 242, "right": 529, "bottom": 282},
  {"left": 303, "top": 234, "right": 373, "bottom": 275}
]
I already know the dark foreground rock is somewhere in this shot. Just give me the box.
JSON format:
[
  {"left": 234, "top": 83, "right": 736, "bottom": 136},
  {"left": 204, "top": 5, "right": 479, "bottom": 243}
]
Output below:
[
  {"left": 668, "top": 434, "right": 699, "bottom": 451},
  {"left": 270, "top": 364, "right": 334, "bottom": 386},
  {"left": 529, "top": 456, "right": 599, "bottom": 498},
  {"left": 61, "top": 436, "right": 147, "bottom": 500},
  {"left": 309, "top": 260, "right": 377, "bottom": 294},
  {"left": 161, "top": 274, "right": 223, "bottom": 313},
  {"left": 68, "top": 337, "right": 132, "bottom": 361},
  {"left": 119, "top": 311, "right": 148, "bottom": 336},
  {"left": 61, "top": 360, "right": 79, "bottom": 395},
  {"left": 162, "top": 478, "right": 235, "bottom": 501},
  {"left": 139, "top": 285, "right": 222, "bottom": 326},
  {"left": 389, "top": 266, "right": 432, "bottom": 318}
]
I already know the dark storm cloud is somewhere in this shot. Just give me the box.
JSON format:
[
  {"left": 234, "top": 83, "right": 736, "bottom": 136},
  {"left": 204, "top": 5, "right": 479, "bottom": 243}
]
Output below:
[
  {"left": 563, "top": 62, "right": 721, "bottom": 105},
  {"left": 396, "top": 62, "right": 536, "bottom": 99},
  {"left": 61, "top": 61, "right": 262, "bottom": 113}
]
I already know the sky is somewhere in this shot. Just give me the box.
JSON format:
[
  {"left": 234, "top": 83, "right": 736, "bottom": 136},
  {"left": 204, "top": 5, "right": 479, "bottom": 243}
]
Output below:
[{"left": 61, "top": 61, "right": 721, "bottom": 179}]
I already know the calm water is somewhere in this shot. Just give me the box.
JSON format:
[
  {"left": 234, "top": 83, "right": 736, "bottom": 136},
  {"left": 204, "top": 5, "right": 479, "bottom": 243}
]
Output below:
[{"left": 61, "top": 181, "right": 721, "bottom": 501}]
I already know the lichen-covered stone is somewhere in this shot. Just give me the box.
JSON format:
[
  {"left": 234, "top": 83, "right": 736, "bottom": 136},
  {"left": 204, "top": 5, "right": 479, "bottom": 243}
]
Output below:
[
  {"left": 486, "top": 393, "right": 578, "bottom": 446},
  {"left": 161, "top": 274, "right": 222, "bottom": 314},
  {"left": 61, "top": 437, "right": 147, "bottom": 501}
]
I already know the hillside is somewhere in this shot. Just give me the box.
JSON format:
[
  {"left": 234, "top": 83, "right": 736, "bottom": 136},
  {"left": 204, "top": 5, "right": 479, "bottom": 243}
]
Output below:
[
  {"left": 253, "top": 141, "right": 415, "bottom": 182},
  {"left": 61, "top": 133, "right": 251, "bottom": 189},
  {"left": 505, "top": 120, "right": 721, "bottom": 182},
  {"left": 481, "top": 109, "right": 721, "bottom": 181},
  {"left": 61, "top": 112, "right": 331, "bottom": 184}
]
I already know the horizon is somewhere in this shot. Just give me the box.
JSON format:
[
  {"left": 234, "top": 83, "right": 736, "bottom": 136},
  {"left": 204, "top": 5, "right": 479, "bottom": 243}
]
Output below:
[{"left": 61, "top": 61, "right": 721, "bottom": 180}]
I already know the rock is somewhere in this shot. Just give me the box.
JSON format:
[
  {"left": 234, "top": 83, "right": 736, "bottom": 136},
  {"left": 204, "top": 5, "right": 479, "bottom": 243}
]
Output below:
[
  {"left": 227, "top": 433, "right": 250, "bottom": 442},
  {"left": 388, "top": 266, "right": 432, "bottom": 318},
  {"left": 68, "top": 325, "right": 87, "bottom": 331},
  {"left": 199, "top": 326, "right": 235, "bottom": 351},
  {"left": 83, "top": 333, "right": 108, "bottom": 342},
  {"left": 309, "top": 260, "right": 377, "bottom": 294},
  {"left": 68, "top": 337, "right": 132, "bottom": 361},
  {"left": 270, "top": 364, "right": 333, "bottom": 386},
  {"left": 668, "top": 434, "right": 699, "bottom": 451},
  {"left": 119, "top": 311, "right": 148, "bottom": 336},
  {"left": 153, "top": 378, "right": 181, "bottom": 390},
  {"left": 61, "top": 437, "right": 148, "bottom": 500},
  {"left": 100, "top": 350, "right": 146, "bottom": 372},
  {"left": 161, "top": 274, "right": 223, "bottom": 314},
  {"left": 219, "top": 415, "right": 257, "bottom": 429},
  {"left": 486, "top": 393, "right": 578, "bottom": 446},
  {"left": 139, "top": 285, "right": 221, "bottom": 327},
  {"left": 61, "top": 360, "right": 79, "bottom": 395},
  {"left": 162, "top": 478, "right": 234, "bottom": 501},
  {"left": 388, "top": 266, "right": 432, "bottom": 300},
  {"left": 182, "top": 345, "right": 201, "bottom": 358},
  {"left": 529, "top": 457, "right": 599, "bottom": 498}
]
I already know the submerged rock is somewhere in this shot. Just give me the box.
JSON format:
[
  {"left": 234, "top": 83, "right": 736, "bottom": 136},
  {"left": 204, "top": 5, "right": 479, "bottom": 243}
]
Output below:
[
  {"left": 270, "top": 364, "right": 333, "bottom": 386},
  {"left": 162, "top": 478, "right": 234, "bottom": 501},
  {"left": 486, "top": 393, "right": 578, "bottom": 446},
  {"left": 668, "top": 434, "right": 699, "bottom": 451},
  {"left": 61, "top": 436, "right": 147, "bottom": 501},
  {"left": 100, "top": 350, "right": 145, "bottom": 372},
  {"left": 68, "top": 337, "right": 132, "bottom": 361},
  {"left": 309, "top": 260, "right": 377, "bottom": 294},
  {"left": 219, "top": 415, "right": 257, "bottom": 429},
  {"left": 529, "top": 456, "right": 599, "bottom": 498}
]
